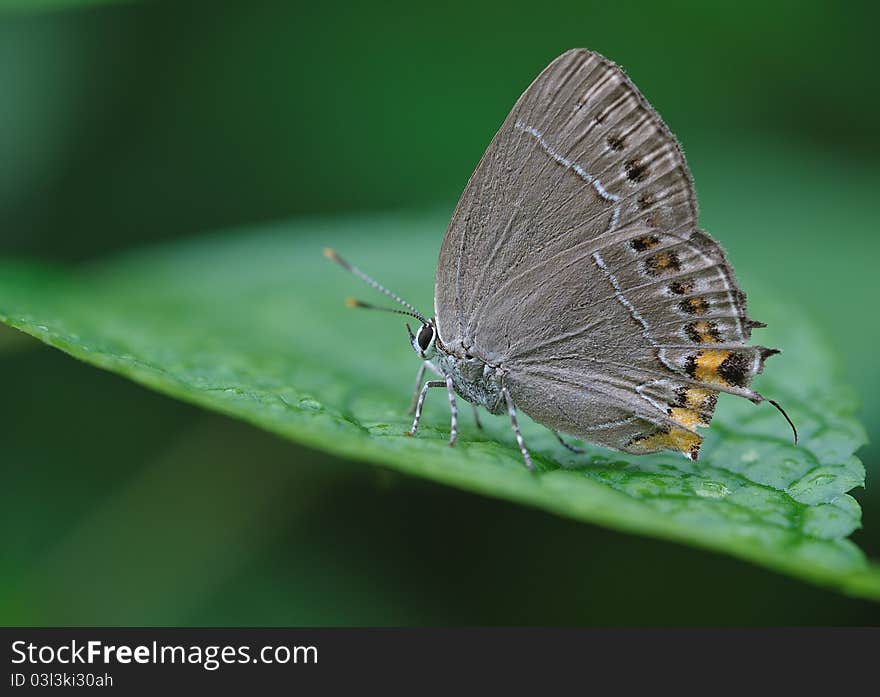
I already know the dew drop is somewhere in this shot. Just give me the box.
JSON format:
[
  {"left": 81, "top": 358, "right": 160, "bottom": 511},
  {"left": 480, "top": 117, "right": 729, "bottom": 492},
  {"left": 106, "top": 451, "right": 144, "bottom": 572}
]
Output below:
[{"left": 694, "top": 481, "right": 731, "bottom": 498}]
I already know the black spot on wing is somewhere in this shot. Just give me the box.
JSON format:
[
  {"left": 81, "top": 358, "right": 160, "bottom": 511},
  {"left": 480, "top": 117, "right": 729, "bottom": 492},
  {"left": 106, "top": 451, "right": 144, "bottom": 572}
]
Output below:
[
  {"left": 644, "top": 251, "right": 681, "bottom": 276},
  {"left": 679, "top": 297, "right": 709, "bottom": 315},
  {"left": 630, "top": 235, "right": 660, "bottom": 252},
  {"left": 719, "top": 352, "right": 750, "bottom": 387},
  {"left": 625, "top": 159, "right": 649, "bottom": 183},
  {"left": 669, "top": 280, "right": 694, "bottom": 295},
  {"left": 606, "top": 133, "right": 625, "bottom": 151}
]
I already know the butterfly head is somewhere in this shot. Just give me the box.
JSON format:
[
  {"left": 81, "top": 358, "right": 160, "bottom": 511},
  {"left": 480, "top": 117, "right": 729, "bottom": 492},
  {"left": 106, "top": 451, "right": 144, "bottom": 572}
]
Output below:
[
  {"left": 324, "top": 249, "right": 439, "bottom": 360},
  {"left": 408, "top": 321, "right": 437, "bottom": 360}
]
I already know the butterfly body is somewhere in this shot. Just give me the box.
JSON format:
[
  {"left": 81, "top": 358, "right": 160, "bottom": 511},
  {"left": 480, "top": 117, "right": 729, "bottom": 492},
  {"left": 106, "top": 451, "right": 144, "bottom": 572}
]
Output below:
[{"left": 430, "top": 348, "right": 506, "bottom": 415}]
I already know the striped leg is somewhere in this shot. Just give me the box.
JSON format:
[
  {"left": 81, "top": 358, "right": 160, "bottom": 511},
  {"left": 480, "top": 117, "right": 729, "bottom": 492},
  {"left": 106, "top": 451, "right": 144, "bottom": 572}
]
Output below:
[
  {"left": 407, "top": 380, "right": 446, "bottom": 437},
  {"left": 472, "top": 405, "right": 483, "bottom": 430},
  {"left": 502, "top": 384, "right": 533, "bottom": 471},
  {"left": 407, "top": 363, "right": 427, "bottom": 414},
  {"left": 553, "top": 431, "right": 584, "bottom": 454},
  {"left": 445, "top": 375, "right": 458, "bottom": 447}
]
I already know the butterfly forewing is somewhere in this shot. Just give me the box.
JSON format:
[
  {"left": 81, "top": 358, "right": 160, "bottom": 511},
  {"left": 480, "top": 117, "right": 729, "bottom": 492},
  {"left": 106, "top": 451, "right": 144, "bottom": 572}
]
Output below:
[
  {"left": 436, "top": 49, "right": 697, "bottom": 347},
  {"left": 434, "top": 49, "right": 775, "bottom": 459}
]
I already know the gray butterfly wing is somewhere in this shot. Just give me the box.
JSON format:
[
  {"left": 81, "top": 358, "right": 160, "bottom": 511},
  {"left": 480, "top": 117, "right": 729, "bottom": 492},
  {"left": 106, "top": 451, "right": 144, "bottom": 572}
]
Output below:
[
  {"left": 502, "top": 222, "right": 776, "bottom": 458},
  {"left": 435, "top": 48, "right": 697, "bottom": 351},
  {"left": 434, "top": 49, "right": 776, "bottom": 458}
]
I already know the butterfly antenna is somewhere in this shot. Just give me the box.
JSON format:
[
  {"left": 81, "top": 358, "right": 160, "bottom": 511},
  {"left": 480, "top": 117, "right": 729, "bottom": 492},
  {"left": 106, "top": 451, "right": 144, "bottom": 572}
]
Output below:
[
  {"left": 324, "top": 248, "right": 427, "bottom": 323},
  {"left": 345, "top": 298, "right": 426, "bottom": 323},
  {"left": 768, "top": 398, "right": 798, "bottom": 445}
]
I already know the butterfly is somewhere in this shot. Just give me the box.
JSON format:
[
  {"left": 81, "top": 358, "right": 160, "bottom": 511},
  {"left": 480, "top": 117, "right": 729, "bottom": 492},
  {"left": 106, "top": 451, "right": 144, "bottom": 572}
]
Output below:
[{"left": 326, "top": 48, "right": 795, "bottom": 470}]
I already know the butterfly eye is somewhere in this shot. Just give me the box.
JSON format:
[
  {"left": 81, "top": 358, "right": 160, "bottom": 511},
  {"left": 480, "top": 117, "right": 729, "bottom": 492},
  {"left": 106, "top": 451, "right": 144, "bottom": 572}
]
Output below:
[{"left": 417, "top": 324, "right": 434, "bottom": 352}]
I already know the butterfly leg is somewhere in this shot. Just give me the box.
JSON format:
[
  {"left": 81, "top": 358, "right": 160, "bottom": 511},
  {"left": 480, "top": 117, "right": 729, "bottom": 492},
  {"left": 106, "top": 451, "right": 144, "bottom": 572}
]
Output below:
[
  {"left": 407, "top": 363, "right": 427, "bottom": 414},
  {"left": 502, "top": 383, "right": 534, "bottom": 471},
  {"left": 444, "top": 375, "right": 458, "bottom": 447},
  {"left": 553, "top": 431, "right": 584, "bottom": 454},
  {"left": 472, "top": 405, "right": 483, "bottom": 430},
  {"left": 407, "top": 380, "right": 446, "bottom": 437}
]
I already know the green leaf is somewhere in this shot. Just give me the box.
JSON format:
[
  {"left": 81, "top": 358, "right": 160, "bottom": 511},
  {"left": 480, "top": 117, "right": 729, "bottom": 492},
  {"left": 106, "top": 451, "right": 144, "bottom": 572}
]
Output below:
[{"left": 1, "top": 211, "right": 877, "bottom": 599}]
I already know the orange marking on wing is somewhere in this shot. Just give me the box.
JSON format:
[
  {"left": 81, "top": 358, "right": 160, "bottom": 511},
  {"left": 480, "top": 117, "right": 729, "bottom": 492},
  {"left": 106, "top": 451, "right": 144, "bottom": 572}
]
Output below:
[
  {"left": 693, "top": 349, "right": 733, "bottom": 386},
  {"left": 669, "top": 407, "right": 701, "bottom": 430},
  {"left": 654, "top": 251, "right": 673, "bottom": 269},
  {"left": 634, "top": 427, "right": 702, "bottom": 459},
  {"left": 685, "top": 298, "right": 709, "bottom": 315},
  {"left": 685, "top": 385, "right": 714, "bottom": 410},
  {"left": 693, "top": 320, "right": 717, "bottom": 342},
  {"left": 632, "top": 235, "right": 661, "bottom": 251},
  {"left": 668, "top": 385, "right": 717, "bottom": 431}
]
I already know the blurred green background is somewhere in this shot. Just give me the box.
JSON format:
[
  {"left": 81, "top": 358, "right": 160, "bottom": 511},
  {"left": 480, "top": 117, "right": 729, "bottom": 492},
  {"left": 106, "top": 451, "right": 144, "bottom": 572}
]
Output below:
[{"left": 2, "top": 0, "right": 880, "bottom": 624}]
